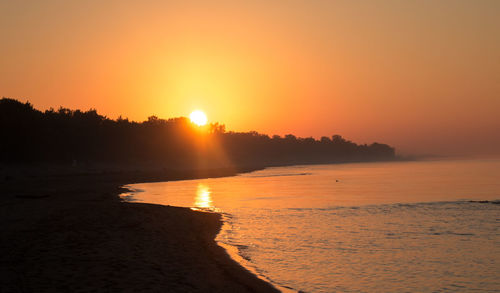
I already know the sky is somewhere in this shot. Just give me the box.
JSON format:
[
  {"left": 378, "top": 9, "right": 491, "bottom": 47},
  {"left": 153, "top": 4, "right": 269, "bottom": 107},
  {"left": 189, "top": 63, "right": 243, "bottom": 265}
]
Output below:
[{"left": 1, "top": 0, "right": 499, "bottom": 156}]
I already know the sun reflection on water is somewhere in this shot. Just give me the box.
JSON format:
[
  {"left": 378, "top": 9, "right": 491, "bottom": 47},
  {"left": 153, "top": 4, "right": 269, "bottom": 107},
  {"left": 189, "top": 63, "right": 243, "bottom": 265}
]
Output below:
[{"left": 193, "top": 183, "right": 214, "bottom": 211}]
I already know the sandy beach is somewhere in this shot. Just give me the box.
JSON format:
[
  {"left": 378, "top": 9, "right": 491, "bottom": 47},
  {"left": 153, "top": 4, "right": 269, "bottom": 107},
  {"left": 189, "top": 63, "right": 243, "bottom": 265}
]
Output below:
[{"left": 0, "top": 166, "right": 279, "bottom": 292}]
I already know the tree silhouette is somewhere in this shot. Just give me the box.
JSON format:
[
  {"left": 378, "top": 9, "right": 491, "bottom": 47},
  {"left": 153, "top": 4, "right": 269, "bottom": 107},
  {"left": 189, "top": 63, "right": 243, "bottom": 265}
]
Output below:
[{"left": 0, "top": 98, "right": 396, "bottom": 167}]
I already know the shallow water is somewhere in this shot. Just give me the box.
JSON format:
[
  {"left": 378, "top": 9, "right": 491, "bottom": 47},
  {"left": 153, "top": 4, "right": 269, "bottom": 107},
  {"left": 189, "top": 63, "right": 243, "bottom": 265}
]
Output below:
[{"left": 122, "top": 159, "right": 500, "bottom": 292}]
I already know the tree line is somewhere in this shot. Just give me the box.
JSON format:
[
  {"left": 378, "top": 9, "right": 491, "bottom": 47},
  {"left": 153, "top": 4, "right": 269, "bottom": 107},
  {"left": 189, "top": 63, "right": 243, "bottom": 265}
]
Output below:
[{"left": 0, "top": 98, "right": 396, "bottom": 168}]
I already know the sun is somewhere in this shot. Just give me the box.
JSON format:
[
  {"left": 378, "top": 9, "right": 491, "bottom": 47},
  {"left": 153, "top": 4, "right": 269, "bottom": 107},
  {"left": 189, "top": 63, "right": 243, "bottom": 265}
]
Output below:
[{"left": 189, "top": 110, "right": 207, "bottom": 126}]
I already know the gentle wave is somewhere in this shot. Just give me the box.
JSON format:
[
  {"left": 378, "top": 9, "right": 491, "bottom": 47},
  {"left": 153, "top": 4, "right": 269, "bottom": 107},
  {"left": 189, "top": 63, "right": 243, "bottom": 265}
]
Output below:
[
  {"left": 241, "top": 172, "right": 312, "bottom": 178},
  {"left": 122, "top": 160, "right": 500, "bottom": 292}
]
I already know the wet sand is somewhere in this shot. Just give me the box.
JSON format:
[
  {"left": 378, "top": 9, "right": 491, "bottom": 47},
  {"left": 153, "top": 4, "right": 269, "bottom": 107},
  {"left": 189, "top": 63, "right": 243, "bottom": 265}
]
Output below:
[{"left": 0, "top": 166, "right": 279, "bottom": 292}]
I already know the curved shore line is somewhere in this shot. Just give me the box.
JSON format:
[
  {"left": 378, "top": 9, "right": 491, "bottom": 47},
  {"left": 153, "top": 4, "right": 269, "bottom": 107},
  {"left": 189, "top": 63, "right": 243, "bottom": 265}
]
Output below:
[
  {"left": 0, "top": 166, "right": 280, "bottom": 292},
  {"left": 216, "top": 222, "right": 296, "bottom": 293},
  {"left": 117, "top": 185, "right": 282, "bottom": 293},
  {"left": 121, "top": 184, "right": 295, "bottom": 293}
]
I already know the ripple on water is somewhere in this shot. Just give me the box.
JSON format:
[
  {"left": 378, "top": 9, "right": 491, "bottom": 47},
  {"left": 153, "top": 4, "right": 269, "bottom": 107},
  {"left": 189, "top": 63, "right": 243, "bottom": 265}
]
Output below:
[{"left": 122, "top": 160, "right": 500, "bottom": 292}]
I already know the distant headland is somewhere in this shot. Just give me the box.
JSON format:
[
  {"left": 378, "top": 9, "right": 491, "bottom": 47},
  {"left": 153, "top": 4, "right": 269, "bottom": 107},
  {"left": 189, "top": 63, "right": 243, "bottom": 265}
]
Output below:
[{"left": 0, "top": 97, "right": 396, "bottom": 169}]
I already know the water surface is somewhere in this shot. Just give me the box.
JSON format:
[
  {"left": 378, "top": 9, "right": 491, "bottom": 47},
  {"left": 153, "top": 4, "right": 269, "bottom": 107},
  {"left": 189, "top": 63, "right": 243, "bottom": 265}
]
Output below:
[{"left": 122, "top": 159, "right": 500, "bottom": 292}]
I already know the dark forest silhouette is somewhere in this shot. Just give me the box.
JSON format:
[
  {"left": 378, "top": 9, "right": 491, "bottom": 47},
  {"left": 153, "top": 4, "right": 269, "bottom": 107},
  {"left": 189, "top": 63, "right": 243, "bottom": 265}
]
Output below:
[{"left": 0, "top": 98, "right": 395, "bottom": 168}]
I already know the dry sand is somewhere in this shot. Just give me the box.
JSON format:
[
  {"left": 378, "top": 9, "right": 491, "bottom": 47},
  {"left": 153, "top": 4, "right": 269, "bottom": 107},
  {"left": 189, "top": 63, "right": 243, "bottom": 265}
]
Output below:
[{"left": 0, "top": 166, "right": 280, "bottom": 292}]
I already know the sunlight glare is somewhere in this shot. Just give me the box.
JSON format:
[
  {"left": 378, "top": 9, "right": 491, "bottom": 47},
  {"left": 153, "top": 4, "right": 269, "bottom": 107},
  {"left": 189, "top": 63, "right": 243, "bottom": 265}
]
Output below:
[
  {"left": 189, "top": 110, "right": 208, "bottom": 126},
  {"left": 194, "top": 183, "right": 213, "bottom": 210}
]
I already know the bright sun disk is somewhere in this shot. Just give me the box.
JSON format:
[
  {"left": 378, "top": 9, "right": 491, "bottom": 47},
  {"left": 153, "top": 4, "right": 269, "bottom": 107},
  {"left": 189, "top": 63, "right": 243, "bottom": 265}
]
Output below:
[{"left": 189, "top": 110, "right": 207, "bottom": 126}]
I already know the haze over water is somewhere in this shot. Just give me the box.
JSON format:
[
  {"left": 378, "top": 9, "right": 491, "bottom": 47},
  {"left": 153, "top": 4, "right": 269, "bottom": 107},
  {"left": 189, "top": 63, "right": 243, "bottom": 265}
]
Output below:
[{"left": 122, "top": 159, "right": 500, "bottom": 292}]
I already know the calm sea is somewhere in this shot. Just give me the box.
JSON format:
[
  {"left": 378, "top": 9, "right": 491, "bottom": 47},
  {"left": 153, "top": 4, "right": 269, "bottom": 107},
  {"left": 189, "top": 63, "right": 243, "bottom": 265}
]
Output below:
[{"left": 121, "top": 159, "right": 500, "bottom": 292}]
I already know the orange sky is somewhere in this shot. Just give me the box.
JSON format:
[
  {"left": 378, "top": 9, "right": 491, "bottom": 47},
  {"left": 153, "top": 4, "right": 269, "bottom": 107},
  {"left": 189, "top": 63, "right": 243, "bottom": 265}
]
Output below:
[{"left": 1, "top": 0, "right": 499, "bottom": 156}]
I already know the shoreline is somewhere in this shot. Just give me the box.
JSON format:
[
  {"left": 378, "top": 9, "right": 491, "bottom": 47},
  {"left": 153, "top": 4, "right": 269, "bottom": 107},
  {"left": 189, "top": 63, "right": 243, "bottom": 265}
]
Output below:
[
  {"left": 120, "top": 183, "right": 297, "bottom": 292},
  {"left": 1, "top": 158, "right": 404, "bottom": 292},
  {"left": 216, "top": 218, "right": 297, "bottom": 293},
  {"left": 0, "top": 166, "right": 280, "bottom": 292}
]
